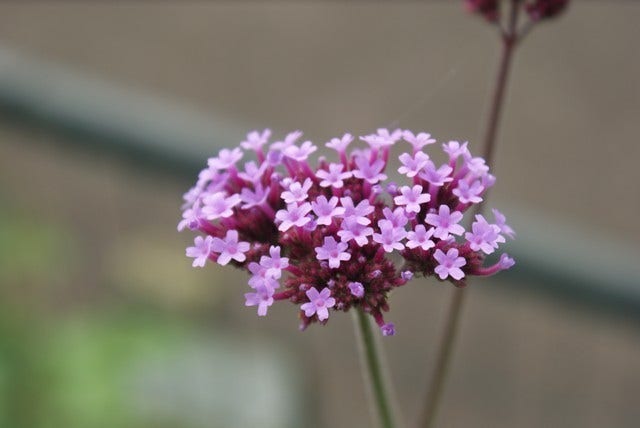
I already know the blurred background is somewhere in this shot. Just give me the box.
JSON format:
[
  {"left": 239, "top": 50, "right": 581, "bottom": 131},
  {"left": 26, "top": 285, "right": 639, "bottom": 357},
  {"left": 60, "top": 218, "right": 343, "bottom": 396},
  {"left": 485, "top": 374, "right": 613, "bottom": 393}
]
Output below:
[{"left": 0, "top": 2, "right": 639, "bottom": 427}]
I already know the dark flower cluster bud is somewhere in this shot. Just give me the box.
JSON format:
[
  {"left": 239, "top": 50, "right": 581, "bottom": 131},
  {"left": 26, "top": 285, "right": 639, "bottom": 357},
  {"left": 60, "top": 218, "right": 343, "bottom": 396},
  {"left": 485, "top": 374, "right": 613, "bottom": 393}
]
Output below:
[
  {"left": 525, "top": 0, "right": 569, "bottom": 21},
  {"left": 464, "top": 0, "right": 500, "bottom": 22}
]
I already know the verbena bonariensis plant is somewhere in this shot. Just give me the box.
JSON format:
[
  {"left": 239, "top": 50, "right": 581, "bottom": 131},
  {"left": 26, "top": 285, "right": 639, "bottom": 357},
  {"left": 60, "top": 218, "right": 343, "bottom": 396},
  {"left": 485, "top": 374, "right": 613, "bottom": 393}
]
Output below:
[{"left": 179, "top": 129, "right": 515, "bottom": 335}]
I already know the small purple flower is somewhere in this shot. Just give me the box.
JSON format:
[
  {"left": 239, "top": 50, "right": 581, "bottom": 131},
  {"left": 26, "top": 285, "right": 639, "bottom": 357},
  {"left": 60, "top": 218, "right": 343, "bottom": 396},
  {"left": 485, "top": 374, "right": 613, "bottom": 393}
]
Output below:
[
  {"left": 245, "top": 284, "right": 274, "bottom": 316},
  {"left": 464, "top": 156, "right": 490, "bottom": 177},
  {"left": 349, "top": 282, "right": 365, "bottom": 298},
  {"left": 398, "top": 151, "right": 430, "bottom": 178},
  {"left": 419, "top": 161, "right": 453, "bottom": 187},
  {"left": 178, "top": 204, "right": 203, "bottom": 231},
  {"left": 211, "top": 230, "right": 251, "bottom": 265},
  {"left": 338, "top": 217, "right": 374, "bottom": 246},
  {"left": 196, "top": 165, "right": 221, "bottom": 189},
  {"left": 499, "top": 253, "right": 516, "bottom": 269},
  {"left": 373, "top": 220, "right": 407, "bottom": 253},
  {"left": 315, "top": 236, "right": 351, "bottom": 269},
  {"left": 186, "top": 235, "right": 214, "bottom": 267},
  {"left": 381, "top": 323, "right": 395, "bottom": 336},
  {"left": 316, "top": 163, "right": 352, "bottom": 188},
  {"left": 266, "top": 149, "right": 284, "bottom": 166},
  {"left": 238, "top": 161, "right": 267, "bottom": 183},
  {"left": 394, "top": 185, "right": 431, "bottom": 213},
  {"left": 259, "top": 245, "right": 289, "bottom": 279},
  {"left": 442, "top": 141, "right": 469, "bottom": 160},
  {"left": 284, "top": 140, "right": 318, "bottom": 162},
  {"left": 425, "top": 205, "right": 465, "bottom": 240},
  {"left": 402, "top": 130, "right": 436, "bottom": 152},
  {"left": 382, "top": 207, "right": 409, "bottom": 229},
  {"left": 492, "top": 209, "right": 516, "bottom": 239},
  {"left": 281, "top": 178, "right": 313, "bottom": 204},
  {"left": 401, "top": 271, "right": 413, "bottom": 281},
  {"left": 340, "top": 197, "right": 375, "bottom": 225},
  {"left": 301, "top": 287, "right": 336, "bottom": 321},
  {"left": 311, "top": 195, "right": 344, "bottom": 226},
  {"left": 453, "top": 180, "right": 484, "bottom": 204},
  {"left": 240, "top": 129, "right": 271, "bottom": 152},
  {"left": 406, "top": 224, "right": 436, "bottom": 251},
  {"left": 352, "top": 156, "right": 388, "bottom": 184},
  {"left": 325, "top": 133, "right": 353, "bottom": 153},
  {"left": 482, "top": 173, "right": 496, "bottom": 189},
  {"left": 270, "top": 130, "right": 303, "bottom": 151},
  {"left": 240, "top": 183, "right": 268, "bottom": 209},
  {"left": 275, "top": 203, "right": 313, "bottom": 232},
  {"left": 202, "top": 192, "right": 241, "bottom": 220},
  {"left": 465, "top": 215, "right": 502, "bottom": 254},
  {"left": 360, "top": 128, "right": 402, "bottom": 150},
  {"left": 433, "top": 248, "right": 466, "bottom": 280},
  {"left": 208, "top": 148, "right": 243, "bottom": 170}
]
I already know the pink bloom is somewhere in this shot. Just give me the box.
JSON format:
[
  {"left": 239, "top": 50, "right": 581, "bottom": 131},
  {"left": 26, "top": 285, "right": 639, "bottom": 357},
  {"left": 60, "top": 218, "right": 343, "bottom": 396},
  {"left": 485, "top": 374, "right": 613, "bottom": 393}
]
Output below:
[
  {"left": 406, "top": 225, "right": 436, "bottom": 251},
  {"left": 373, "top": 220, "right": 407, "bottom": 253},
  {"left": 442, "top": 141, "right": 469, "bottom": 160},
  {"left": 419, "top": 161, "right": 453, "bottom": 186},
  {"left": 464, "top": 156, "right": 490, "bottom": 177},
  {"left": 311, "top": 195, "right": 344, "bottom": 226},
  {"left": 238, "top": 161, "right": 267, "bottom": 183},
  {"left": 259, "top": 246, "right": 289, "bottom": 279},
  {"left": 380, "top": 323, "right": 395, "bottom": 337},
  {"left": 202, "top": 192, "right": 241, "bottom": 220},
  {"left": 394, "top": 185, "right": 431, "bottom": 213},
  {"left": 398, "top": 152, "right": 430, "bottom": 178},
  {"left": 281, "top": 178, "right": 313, "bottom": 204},
  {"left": 352, "top": 156, "right": 387, "bottom": 184},
  {"left": 465, "top": 215, "right": 502, "bottom": 254},
  {"left": 208, "top": 148, "right": 243, "bottom": 170},
  {"left": 315, "top": 236, "right": 351, "bottom": 268},
  {"left": 499, "top": 253, "right": 516, "bottom": 269},
  {"left": 433, "top": 248, "right": 466, "bottom": 280},
  {"left": 240, "top": 183, "right": 268, "bottom": 209},
  {"left": 316, "top": 163, "right": 352, "bottom": 188},
  {"left": 382, "top": 207, "right": 409, "bottom": 229},
  {"left": 360, "top": 128, "right": 402, "bottom": 150},
  {"left": 245, "top": 284, "right": 274, "bottom": 316},
  {"left": 425, "top": 205, "right": 465, "bottom": 239},
  {"left": 270, "top": 130, "right": 302, "bottom": 151},
  {"left": 402, "top": 130, "right": 436, "bottom": 152},
  {"left": 301, "top": 287, "right": 336, "bottom": 321},
  {"left": 453, "top": 180, "right": 484, "bottom": 204},
  {"left": 492, "top": 209, "right": 516, "bottom": 239},
  {"left": 178, "top": 204, "right": 203, "bottom": 231},
  {"left": 340, "top": 197, "right": 374, "bottom": 225},
  {"left": 275, "top": 203, "right": 312, "bottom": 232},
  {"left": 211, "top": 230, "right": 251, "bottom": 265},
  {"left": 338, "top": 217, "right": 373, "bottom": 246},
  {"left": 240, "top": 129, "right": 271, "bottom": 152},
  {"left": 349, "top": 282, "right": 365, "bottom": 298},
  {"left": 186, "top": 236, "right": 214, "bottom": 268},
  {"left": 325, "top": 133, "right": 354, "bottom": 153},
  {"left": 284, "top": 140, "right": 317, "bottom": 162}
]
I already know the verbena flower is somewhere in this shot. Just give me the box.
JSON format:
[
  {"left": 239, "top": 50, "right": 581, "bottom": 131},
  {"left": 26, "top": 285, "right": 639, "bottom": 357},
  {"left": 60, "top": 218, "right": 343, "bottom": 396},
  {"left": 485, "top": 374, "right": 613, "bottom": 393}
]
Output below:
[{"left": 179, "top": 129, "right": 515, "bottom": 335}]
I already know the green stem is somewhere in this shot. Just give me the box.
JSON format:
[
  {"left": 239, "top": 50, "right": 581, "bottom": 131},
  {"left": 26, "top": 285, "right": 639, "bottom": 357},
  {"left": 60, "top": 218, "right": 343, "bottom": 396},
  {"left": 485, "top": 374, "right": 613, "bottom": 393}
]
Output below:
[{"left": 353, "top": 309, "right": 397, "bottom": 428}]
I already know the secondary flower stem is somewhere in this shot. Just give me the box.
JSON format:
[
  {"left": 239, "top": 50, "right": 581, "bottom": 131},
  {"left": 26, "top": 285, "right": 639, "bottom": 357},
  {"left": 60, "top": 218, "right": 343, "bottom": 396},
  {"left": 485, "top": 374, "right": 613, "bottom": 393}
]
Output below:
[
  {"left": 420, "top": 2, "right": 522, "bottom": 427},
  {"left": 353, "top": 308, "right": 397, "bottom": 428}
]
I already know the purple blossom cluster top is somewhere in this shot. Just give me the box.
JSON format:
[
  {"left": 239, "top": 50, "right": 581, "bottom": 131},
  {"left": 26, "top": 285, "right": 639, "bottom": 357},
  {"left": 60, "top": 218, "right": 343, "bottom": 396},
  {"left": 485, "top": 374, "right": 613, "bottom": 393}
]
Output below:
[{"left": 179, "top": 129, "right": 515, "bottom": 335}]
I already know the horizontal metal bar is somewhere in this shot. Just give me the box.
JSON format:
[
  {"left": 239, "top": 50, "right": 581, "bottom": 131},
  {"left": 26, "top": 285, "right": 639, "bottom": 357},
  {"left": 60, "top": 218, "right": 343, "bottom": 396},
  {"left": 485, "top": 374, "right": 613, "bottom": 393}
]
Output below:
[{"left": 0, "top": 46, "right": 638, "bottom": 320}]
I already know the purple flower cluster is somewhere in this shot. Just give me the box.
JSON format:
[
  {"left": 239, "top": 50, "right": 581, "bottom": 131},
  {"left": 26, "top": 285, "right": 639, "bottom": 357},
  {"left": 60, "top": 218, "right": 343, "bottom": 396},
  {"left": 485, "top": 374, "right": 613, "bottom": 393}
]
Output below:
[
  {"left": 180, "top": 129, "right": 515, "bottom": 335},
  {"left": 464, "top": 0, "right": 569, "bottom": 23}
]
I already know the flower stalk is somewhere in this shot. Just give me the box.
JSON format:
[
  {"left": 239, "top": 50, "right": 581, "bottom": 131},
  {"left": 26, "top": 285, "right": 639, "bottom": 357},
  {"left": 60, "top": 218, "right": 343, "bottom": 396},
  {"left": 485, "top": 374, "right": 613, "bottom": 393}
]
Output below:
[
  {"left": 420, "top": 1, "right": 524, "bottom": 427},
  {"left": 353, "top": 308, "right": 397, "bottom": 428}
]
